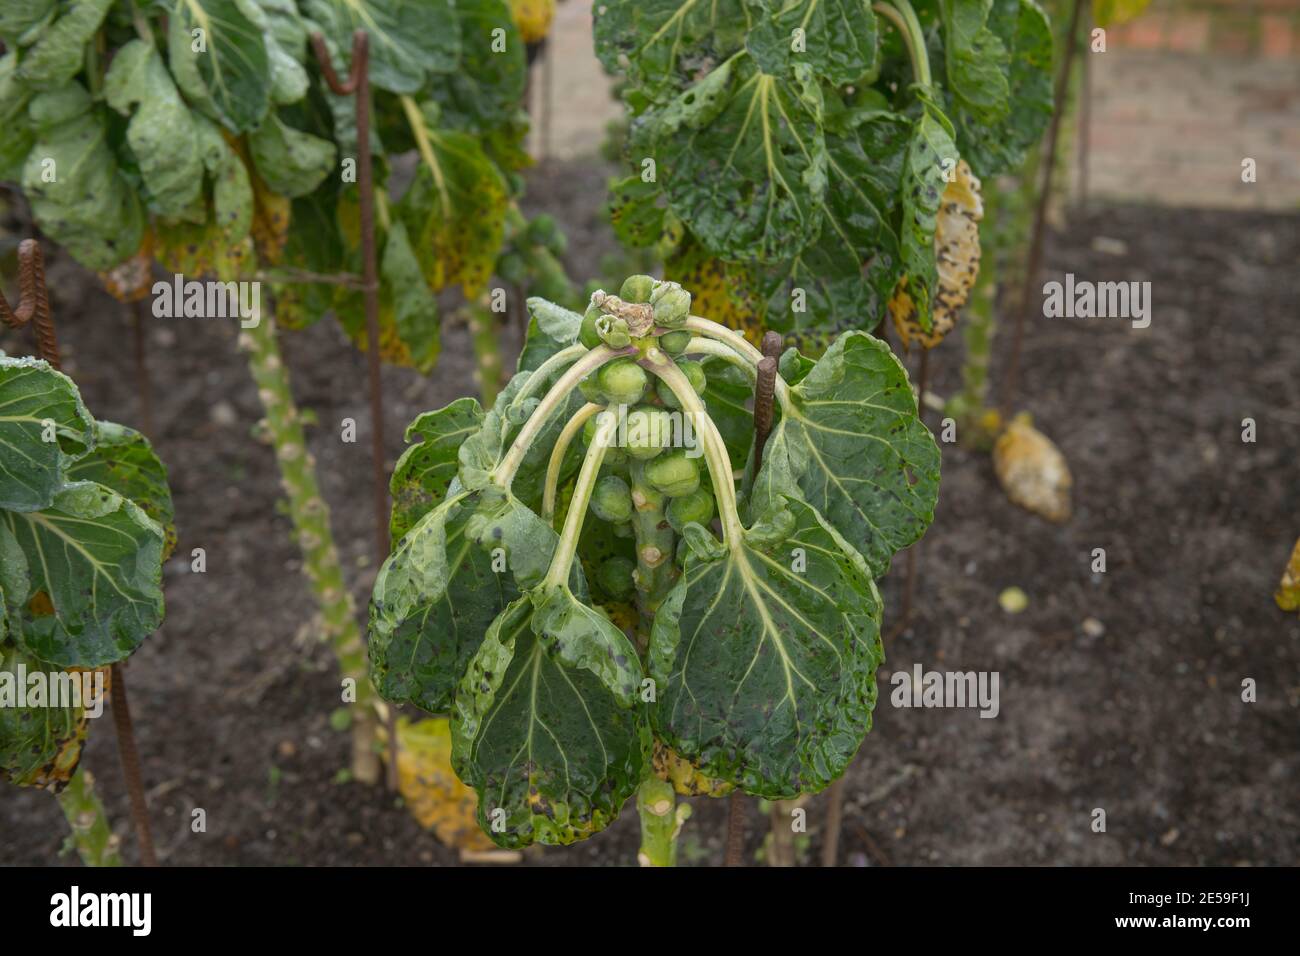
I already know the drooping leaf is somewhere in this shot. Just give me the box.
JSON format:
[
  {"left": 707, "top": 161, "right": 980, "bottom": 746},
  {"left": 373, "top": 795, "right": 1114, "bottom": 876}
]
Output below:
[
  {"left": 369, "top": 490, "right": 518, "bottom": 715},
  {"left": 746, "top": 107, "right": 910, "bottom": 336},
  {"left": 65, "top": 421, "right": 176, "bottom": 560},
  {"left": 0, "top": 52, "right": 33, "bottom": 182},
  {"left": 529, "top": 581, "right": 643, "bottom": 705},
  {"left": 21, "top": 85, "right": 145, "bottom": 271},
  {"left": 398, "top": 106, "right": 509, "bottom": 298},
  {"left": 104, "top": 40, "right": 206, "bottom": 219},
  {"left": 649, "top": 495, "right": 883, "bottom": 797},
  {"left": 248, "top": 112, "right": 336, "bottom": 199},
  {"left": 379, "top": 219, "right": 440, "bottom": 373},
  {"left": 752, "top": 331, "right": 940, "bottom": 576},
  {"left": 1, "top": 481, "right": 164, "bottom": 668},
  {"left": 895, "top": 107, "right": 957, "bottom": 331},
  {"left": 745, "top": 0, "right": 878, "bottom": 85},
  {"left": 951, "top": 0, "right": 1053, "bottom": 177},
  {"left": 451, "top": 597, "right": 646, "bottom": 848},
  {"left": 303, "top": 0, "right": 459, "bottom": 95},
  {"left": 890, "top": 156, "right": 983, "bottom": 350},
  {"left": 939, "top": 0, "right": 1010, "bottom": 123},
  {"left": 646, "top": 57, "right": 828, "bottom": 264},
  {"left": 168, "top": 0, "right": 273, "bottom": 133},
  {"left": 0, "top": 640, "right": 98, "bottom": 792},
  {"left": 389, "top": 397, "right": 484, "bottom": 542},
  {"left": 12, "top": 0, "right": 112, "bottom": 91},
  {"left": 0, "top": 357, "right": 94, "bottom": 513},
  {"left": 427, "top": 0, "right": 527, "bottom": 134}
]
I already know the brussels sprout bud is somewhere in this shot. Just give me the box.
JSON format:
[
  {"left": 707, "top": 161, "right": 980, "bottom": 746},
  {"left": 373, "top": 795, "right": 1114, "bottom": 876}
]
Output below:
[
  {"left": 596, "top": 315, "right": 632, "bottom": 349},
  {"left": 657, "top": 359, "right": 707, "bottom": 409},
  {"left": 596, "top": 556, "right": 636, "bottom": 599},
  {"left": 667, "top": 487, "right": 715, "bottom": 533},
  {"left": 612, "top": 521, "right": 635, "bottom": 539},
  {"left": 650, "top": 281, "right": 692, "bottom": 328},
  {"left": 619, "top": 274, "right": 656, "bottom": 304},
  {"left": 497, "top": 251, "right": 528, "bottom": 285},
  {"left": 644, "top": 449, "right": 701, "bottom": 498},
  {"left": 578, "top": 374, "right": 605, "bottom": 404},
  {"left": 659, "top": 329, "right": 691, "bottom": 355},
  {"left": 624, "top": 405, "right": 672, "bottom": 460},
  {"left": 590, "top": 475, "right": 634, "bottom": 524},
  {"left": 598, "top": 358, "right": 648, "bottom": 405},
  {"left": 579, "top": 305, "right": 603, "bottom": 348}
]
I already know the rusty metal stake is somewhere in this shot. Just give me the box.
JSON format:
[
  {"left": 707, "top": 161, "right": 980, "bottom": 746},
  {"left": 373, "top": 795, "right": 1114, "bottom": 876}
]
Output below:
[
  {"left": 2, "top": 239, "right": 158, "bottom": 865},
  {"left": 724, "top": 331, "right": 782, "bottom": 868},
  {"left": 311, "top": 30, "right": 399, "bottom": 792}
]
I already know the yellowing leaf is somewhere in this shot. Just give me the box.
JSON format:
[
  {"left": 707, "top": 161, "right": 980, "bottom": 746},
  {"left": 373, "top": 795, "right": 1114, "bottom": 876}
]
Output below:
[
  {"left": 652, "top": 738, "right": 732, "bottom": 798},
  {"left": 1093, "top": 0, "right": 1153, "bottom": 29},
  {"left": 664, "top": 243, "right": 760, "bottom": 344},
  {"left": 1275, "top": 539, "right": 1300, "bottom": 613},
  {"left": 993, "top": 413, "right": 1072, "bottom": 523},
  {"left": 891, "top": 159, "right": 984, "bottom": 351},
  {"left": 509, "top": 0, "right": 554, "bottom": 44},
  {"left": 98, "top": 233, "right": 154, "bottom": 304},
  {"left": 394, "top": 716, "right": 497, "bottom": 852}
]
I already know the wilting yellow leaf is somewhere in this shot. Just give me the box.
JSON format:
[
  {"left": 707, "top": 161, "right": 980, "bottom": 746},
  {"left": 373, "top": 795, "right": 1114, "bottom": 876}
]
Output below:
[
  {"left": 993, "top": 412, "right": 1072, "bottom": 523},
  {"left": 1275, "top": 538, "right": 1300, "bottom": 612},
  {"left": 510, "top": 0, "right": 555, "bottom": 43},
  {"left": 891, "top": 159, "right": 984, "bottom": 351},
  {"left": 251, "top": 181, "right": 291, "bottom": 267},
  {"left": 652, "top": 738, "right": 732, "bottom": 798},
  {"left": 394, "top": 717, "right": 497, "bottom": 852},
  {"left": 665, "top": 243, "right": 760, "bottom": 343}
]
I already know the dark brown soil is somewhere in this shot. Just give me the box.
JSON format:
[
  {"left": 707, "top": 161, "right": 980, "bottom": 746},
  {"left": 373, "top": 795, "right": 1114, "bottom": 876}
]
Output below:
[{"left": 1, "top": 163, "right": 1297, "bottom": 867}]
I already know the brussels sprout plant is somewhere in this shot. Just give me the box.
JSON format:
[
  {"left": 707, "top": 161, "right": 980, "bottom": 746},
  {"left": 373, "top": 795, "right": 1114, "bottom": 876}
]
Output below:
[{"left": 370, "top": 276, "right": 940, "bottom": 861}]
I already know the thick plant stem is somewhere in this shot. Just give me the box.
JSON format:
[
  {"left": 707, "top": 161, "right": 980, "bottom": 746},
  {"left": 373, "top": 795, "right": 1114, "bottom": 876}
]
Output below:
[
  {"left": 57, "top": 768, "right": 122, "bottom": 867},
  {"left": 241, "top": 313, "right": 381, "bottom": 785},
  {"left": 469, "top": 306, "right": 504, "bottom": 406},
  {"left": 637, "top": 771, "right": 688, "bottom": 867},
  {"left": 628, "top": 460, "right": 678, "bottom": 637}
]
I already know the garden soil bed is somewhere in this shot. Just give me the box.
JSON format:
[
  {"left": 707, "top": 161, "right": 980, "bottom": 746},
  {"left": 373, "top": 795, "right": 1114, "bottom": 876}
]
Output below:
[{"left": 2, "top": 161, "right": 1297, "bottom": 866}]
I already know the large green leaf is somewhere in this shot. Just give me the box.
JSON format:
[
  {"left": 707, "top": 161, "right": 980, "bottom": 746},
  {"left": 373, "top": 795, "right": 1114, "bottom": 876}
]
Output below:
[
  {"left": 752, "top": 331, "right": 940, "bottom": 576},
  {"left": 0, "top": 357, "right": 94, "bottom": 513},
  {"left": 21, "top": 85, "right": 144, "bottom": 271},
  {"left": 940, "top": 0, "right": 1011, "bottom": 123},
  {"left": 0, "top": 639, "right": 92, "bottom": 791},
  {"left": 248, "top": 112, "right": 336, "bottom": 199},
  {"left": 649, "top": 496, "right": 882, "bottom": 797},
  {"left": 104, "top": 39, "right": 206, "bottom": 219},
  {"left": 1, "top": 481, "right": 164, "bottom": 668},
  {"left": 168, "top": 0, "right": 273, "bottom": 133},
  {"left": 64, "top": 421, "right": 176, "bottom": 560},
  {"left": 451, "top": 597, "right": 646, "bottom": 848},
  {"left": 398, "top": 106, "right": 509, "bottom": 298},
  {"left": 647, "top": 57, "right": 828, "bottom": 264},
  {"left": 369, "top": 489, "right": 517, "bottom": 715},
  {"left": 303, "top": 0, "right": 458, "bottom": 95},
  {"left": 425, "top": 0, "right": 526, "bottom": 133},
  {"left": 593, "top": 0, "right": 752, "bottom": 103},
  {"left": 0, "top": 52, "right": 33, "bottom": 182},
  {"left": 745, "top": 0, "right": 878, "bottom": 85},
  {"left": 746, "top": 105, "right": 909, "bottom": 334},
  {"left": 12, "top": 0, "right": 112, "bottom": 91},
  {"left": 389, "top": 397, "right": 484, "bottom": 543},
  {"left": 952, "top": 0, "right": 1052, "bottom": 177}
]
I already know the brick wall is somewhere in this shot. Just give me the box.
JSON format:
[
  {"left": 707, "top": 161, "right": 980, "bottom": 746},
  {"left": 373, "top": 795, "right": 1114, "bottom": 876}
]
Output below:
[{"left": 1107, "top": 0, "right": 1300, "bottom": 58}]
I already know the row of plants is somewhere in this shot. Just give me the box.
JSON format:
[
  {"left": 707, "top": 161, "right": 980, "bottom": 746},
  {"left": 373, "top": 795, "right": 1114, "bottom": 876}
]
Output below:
[{"left": 2, "top": 0, "right": 1164, "bottom": 865}]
